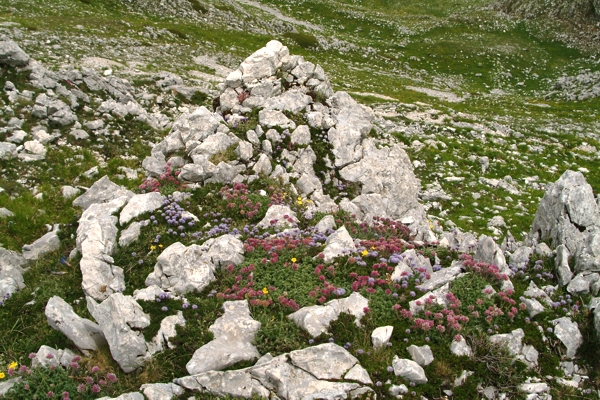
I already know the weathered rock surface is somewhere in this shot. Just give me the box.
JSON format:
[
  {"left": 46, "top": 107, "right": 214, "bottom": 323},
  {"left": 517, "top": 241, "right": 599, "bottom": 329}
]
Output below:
[
  {"left": 45, "top": 295, "right": 107, "bottom": 353},
  {"left": 0, "top": 39, "right": 30, "bottom": 66},
  {"left": 186, "top": 300, "right": 261, "bottom": 375},
  {"left": 87, "top": 293, "right": 151, "bottom": 373},
  {"left": 392, "top": 356, "right": 428, "bottom": 384},
  {"left": 530, "top": 170, "right": 600, "bottom": 272},
  {"left": 22, "top": 228, "right": 60, "bottom": 261}
]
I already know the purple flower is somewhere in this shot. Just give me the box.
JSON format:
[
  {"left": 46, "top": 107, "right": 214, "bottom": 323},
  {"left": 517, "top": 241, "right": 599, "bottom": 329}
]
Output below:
[
  {"left": 192, "top": 304, "right": 198, "bottom": 310},
  {"left": 47, "top": 391, "right": 55, "bottom": 398},
  {"left": 92, "top": 366, "right": 100, "bottom": 373},
  {"left": 161, "top": 306, "right": 168, "bottom": 312},
  {"left": 387, "top": 366, "right": 394, "bottom": 372}
]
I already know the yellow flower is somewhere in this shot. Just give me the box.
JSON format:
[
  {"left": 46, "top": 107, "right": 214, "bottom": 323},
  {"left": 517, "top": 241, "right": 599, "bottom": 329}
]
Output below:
[
  {"left": 8, "top": 361, "right": 17, "bottom": 370},
  {"left": 150, "top": 245, "right": 156, "bottom": 251},
  {"left": 361, "top": 250, "right": 368, "bottom": 256},
  {"left": 159, "top": 244, "right": 163, "bottom": 248},
  {"left": 262, "top": 287, "right": 269, "bottom": 295},
  {"left": 0, "top": 372, "right": 5, "bottom": 379},
  {"left": 291, "top": 258, "right": 297, "bottom": 263}
]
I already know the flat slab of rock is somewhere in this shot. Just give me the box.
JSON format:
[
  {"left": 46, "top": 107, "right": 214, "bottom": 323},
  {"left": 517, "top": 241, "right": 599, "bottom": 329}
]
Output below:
[
  {"left": 73, "top": 175, "right": 134, "bottom": 211},
  {"left": 119, "top": 192, "right": 164, "bottom": 225},
  {"left": 45, "top": 295, "right": 107, "bottom": 352},
  {"left": 551, "top": 317, "right": 583, "bottom": 359},
  {"left": 22, "top": 229, "right": 60, "bottom": 261},
  {"left": 186, "top": 300, "right": 261, "bottom": 375}
]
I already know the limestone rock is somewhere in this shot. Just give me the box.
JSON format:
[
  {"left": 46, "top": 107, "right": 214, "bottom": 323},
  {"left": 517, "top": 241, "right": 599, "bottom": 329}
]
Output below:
[
  {"left": 289, "top": 343, "right": 359, "bottom": 380},
  {"left": 551, "top": 317, "right": 583, "bottom": 359},
  {"left": 87, "top": 293, "right": 150, "bottom": 373},
  {"left": 0, "top": 39, "right": 30, "bottom": 66},
  {"left": 450, "top": 335, "right": 473, "bottom": 357},
  {"left": 145, "top": 242, "right": 216, "bottom": 295},
  {"left": 322, "top": 226, "right": 356, "bottom": 262},
  {"left": 73, "top": 176, "right": 134, "bottom": 211},
  {"left": 45, "top": 296, "right": 107, "bottom": 352},
  {"left": 256, "top": 204, "right": 298, "bottom": 229},
  {"left": 22, "top": 228, "right": 60, "bottom": 261},
  {"left": 407, "top": 345, "right": 434, "bottom": 366},
  {"left": 392, "top": 356, "right": 428, "bottom": 384},
  {"left": 371, "top": 326, "right": 393, "bottom": 349},
  {"left": 186, "top": 300, "right": 261, "bottom": 375},
  {"left": 139, "top": 383, "right": 185, "bottom": 400},
  {"left": 119, "top": 192, "right": 164, "bottom": 225}
]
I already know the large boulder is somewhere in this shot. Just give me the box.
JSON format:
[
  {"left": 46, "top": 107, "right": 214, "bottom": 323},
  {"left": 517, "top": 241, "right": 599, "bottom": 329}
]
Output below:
[
  {"left": 529, "top": 170, "right": 600, "bottom": 272},
  {"left": 0, "top": 40, "right": 30, "bottom": 67}
]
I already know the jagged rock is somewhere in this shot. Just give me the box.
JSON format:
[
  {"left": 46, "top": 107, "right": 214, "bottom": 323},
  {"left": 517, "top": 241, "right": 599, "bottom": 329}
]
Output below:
[
  {"left": 145, "top": 242, "right": 216, "bottom": 295},
  {"left": 474, "top": 235, "right": 510, "bottom": 276},
  {"left": 0, "top": 39, "right": 30, "bottom": 66},
  {"left": 263, "top": 89, "right": 312, "bottom": 114},
  {"left": 328, "top": 91, "right": 373, "bottom": 168},
  {"left": 530, "top": 170, "right": 600, "bottom": 272},
  {"left": 407, "top": 345, "right": 434, "bottom": 366},
  {"left": 344, "top": 364, "right": 373, "bottom": 385},
  {"left": 186, "top": 300, "right": 261, "bottom": 375},
  {"left": 18, "top": 139, "right": 47, "bottom": 162},
  {"left": 0, "top": 207, "right": 13, "bottom": 218},
  {"left": 256, "top": 204, "right": 298, "bottom": 229},
  {"left": 291, "top": 125, "right": 312, "bottom": 145},
  {"left": 555, "top": 244, "right": 574, "bottom": 286},
  {"left": 289, "top": 292, "right": 369, "bottom": 337},
  {"left": 30, "top": 346, "right": 76, "bottom": 369},
  {"left": 73, "top": 175, "right": 134, "bottom": 211},
  {"left": 490, "top": 328, "right": 525, "bottom": 357},
  {"left": 148, "top": 312, "right": 186, "bottom": 354},
  {"left": 520, "top": 382, "right": 549, "bottom": 394},
  {"left": 289, "top": 343, "right": 359, "bottom": 380},
  {"left": 520, "top": 344, "right": 539, "bottom": 369},
  {"left": 551, "top": 317, "right": 583, "bottom": 359},
  {"left": 410, "top": 282, "right": 451, "bottom": 315},
  {"left": 450, "top": 335, "right": 473, "bottom": 357},
  {"left": 0, "top": 142, "right": 17, "bottom": 160},
  {"left": 201, "top": 234, "right": 245, "bottom": 269},
  {"left": 315, "top": 215, "right": 336, "bottom": 233},
  {"left": 45, "top": 295, "right": 107, "bottom": 353},
  {"left": 509, "top": 246, "right": 533, "bottom": 269},
  {"left": 417, "top": 262, "right": 463, "bottom": 291},
  {"left": 87, "top": 293, "right": 150, "bottom": 373},
  {"left": 177, "top": 369, "right": 269, "bottom": 398},
  {"left": 77, "top": 196, "right": 129, "bottom": 300},
  {"left": 389, "top": 384, "right": 409, "bottom": 396},
  {"left": 567, "top": 271, "right": 599, "bottom": 294},
  {"left": 0, "top": 248, "right": 26, "bottom": 302},
  {"left": 253, "top": 153, "right": 273, "bottom": 175},
  {"left": 22, "top": 228, "right": 60, "bottom": 261},
  {"left": 392, "top": 356, "right": 428, "bottom": 384},
  {"left": 258, "top": 109, "right": 295, "bottom": 130},
  {"left": 139, "top": 383, "right": 185, "bottom": 400},
  {"left": 119, "top": 221, "right": 142, "bottom": 248},
  {"left": 371, "top": 326, "right": 393, "bottom": 349},
  {"left": 522, "top": 297, "right": 545, "bottom": 318},
  {"left": 322, "top": 226, "right": 356, "bottom": 262},
  {"left": 119, "top": 192, "right": 164, "bottom": 225}
]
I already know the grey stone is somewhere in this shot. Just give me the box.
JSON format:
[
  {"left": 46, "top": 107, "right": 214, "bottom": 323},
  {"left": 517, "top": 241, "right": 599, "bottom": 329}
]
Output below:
[
  {"left": 145, "top": 242, "right": 216, "bottom": 295},
  {"left": 490, "top": 328, "right": 525, "bottom": 357},
  {"left": 289, "top": 292, "right": 368, "bottom": 337},
  {"left": 291, "top": 125, "right": 312, "bottom": 145},
  {"left": 87, "top": 293, "right": 150, "bottom": 373},
  {"left": 371, "top": 326, "right": 393, "bottom": 349},
  {"left": 0, "top": 248, "right": 26, "bottom": 301},
  {"left": 389, "top": 384, "right": 409, "bottom": 396},
  {"left": 523, "top": 297, "right": 545, "bottom": 318},
  {"left": 22, "top": 228, "right": 60, "bottom": 261},
  {"left": 73, "top": 175, "right": 134, "bottom": 211},
  {"left": 31, "top": 345, "right": 62, "bottom": 369},
  {"left": 253, "top": 153, "right": 272, "bottom": 176},
  {"left": 392, "top": 356, "right": 428, "bottom": 384},
  {"left": 0, "top": 207, "right": 14, "bottom": 218},
  {"left": 119, "top": 192, "right": 164, "bottom": 225},
  {"left": 148, "top": 312, "right": 186, "bottom": 354},
  {"left": 97, "top": 392, "right": 144, "bottom": 400},
  {"left": 77, "top": 196, "right": 129, "bottom": 300},
  {"left": 520, "top": 382, "right": 549, "bottom": 394},
  {"left": 119, "top": 222, "right": 142, "bottom": 248},
  {"left": 140, "top": 383, "right": 185, "bottom": 400},
  {"left": 177, "top": 370, "right": 263, "bottom": 398},
  {"left": 236, "top": 140, "right": 253, "bottom": 161},
  {"left": 18, "top": 140, "right": 47, "bottom": 162},
  {"left": 186, "top": 300, "right": 261, "bottom": 374},
  {"left": 454, "top": 370, "right": 474, "bottom": 387},
  {"left": 263, "top": 89, "right": 312, "bottom": 114},
  {"left": 290, "top": 343, "right": 359, "bottom": 380},
  {"left": 259, "top": 109, "right": 295, "bottom": 130},
  {"left": 510, "top": 246, "right": 533, "bottom": 269},
  {"left": 0, "top": 40, "right": 30, "bottom": 66},
  {"left": 62, "top": 185, "right": 80, "bottom": 199},
  {"left": 556, "top": 244, "right": 574, "bottom": 286},
  {"left": 7, "top": 130, "right": 27, "bottom": 143},
  {"left": 201, "top": 234, "right": 245, "bottom": 269},
  {"left": 45, "top": 295, "right": 107, "bottom": 352},
  {"left": 450, "top": 335, "right": 473, "bottom": 357},
  {"left": 344, "top": 363, "right": 373, "bottom": 385},
  {"left": 551, "top": 317, "right": 583, "bottom": 359},
  {"left": 474, "top": 235, "right": 510, "bottom": 276},
  {"left": 256, "top": 204, "right": 298, "bottom": 229},
  {"left": 315, "top": 215, "right": 336, "bottom": 233},
  {"left": 519, "top": 344, "right": 539, "bottom": 369},
  {"left": 530, "top": 170, "right": 600, "bottom": 272},
  {"left": 0, "top": 142, "right": 17, "bottom": 160},
  {"left": 322, "top": 226, "right": 356, "bottom": 262},
  {"left": 567, "top": 271, "right": 599, "bottom": 294},
  {"left": 0, "top": 378, "right": 19, "bottom": 397},
  {"left": 407, "top": 345, "right": 434, "bottom": 366},
  {"left": 417, "top": 263, "right": 463, "bottom": 291},
  {"left": 178, "top": 156, "right": 216, "bottom": 183}
]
